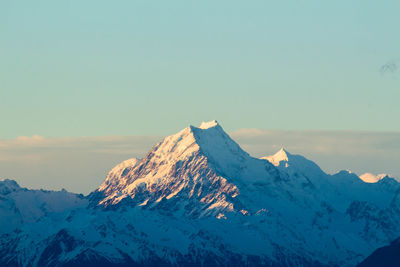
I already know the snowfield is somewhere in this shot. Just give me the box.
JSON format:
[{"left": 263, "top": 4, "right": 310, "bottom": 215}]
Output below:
[{"left": 1, "top": 121, "right": 399, "bottom": 267}]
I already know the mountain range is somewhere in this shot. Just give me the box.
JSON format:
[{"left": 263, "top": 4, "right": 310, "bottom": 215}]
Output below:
[{"left": 1, "top": 121, "right": 399, "bottom": 266}]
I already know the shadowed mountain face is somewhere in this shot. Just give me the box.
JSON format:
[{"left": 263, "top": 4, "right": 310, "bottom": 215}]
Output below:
[
  {"left": 1, "top": 121, "right": 399, "bottom": 267},
  {"left": 357, "top": 238, "right": 400, "bottom": 267}
]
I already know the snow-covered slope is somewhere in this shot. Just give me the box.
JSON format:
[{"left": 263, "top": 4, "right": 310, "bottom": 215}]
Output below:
[
  {"left": 1, "top": 121, "right": 399, "bottom": 267},
  {"left": 262, "top": 148, "right": 325, "bottom": 176},
  {"left": 98, "top": 158, "right": 141, "bottom": 195},
  {"left": 94, "top": 120, "right": 278, "bottom": 218},
  {"left": 0, "top": 179, "right": 88, "bottom": 235}
]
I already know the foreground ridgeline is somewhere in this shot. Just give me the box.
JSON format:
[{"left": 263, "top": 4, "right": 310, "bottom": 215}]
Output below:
[
  {"left": 1, "top": 121, "right": 399, "bottom": 267},
  {"left": 357, "top": 237, "right": 400, "bottom": 267}
]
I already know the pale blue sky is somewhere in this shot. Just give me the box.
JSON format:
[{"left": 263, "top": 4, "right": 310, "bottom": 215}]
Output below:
[{"left": 1, "top": 0, "right": 400, "bottom": 139}]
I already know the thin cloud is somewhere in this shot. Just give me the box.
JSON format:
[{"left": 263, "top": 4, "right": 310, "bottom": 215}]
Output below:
[
  {"left": 0, "top": 135, "right": 161, "bottom": 194},
  {"left": 380, "top": 60, "right": 399, "bottom": 75},
  {"left": 1, "top": 130, "right": 399, "bottom": 194}
]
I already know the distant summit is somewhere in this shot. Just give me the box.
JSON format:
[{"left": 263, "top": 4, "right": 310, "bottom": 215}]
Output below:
[{"left": 262, "top": 147, "right": 291, "bottom": 166}]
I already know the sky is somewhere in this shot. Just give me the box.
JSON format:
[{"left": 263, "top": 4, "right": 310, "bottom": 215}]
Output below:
[
  {"left": 1, "top": 1, "right": 399, "bottom": 193},
  {"left": 1, "top": 0, "right": 400, "bottom": 138}
]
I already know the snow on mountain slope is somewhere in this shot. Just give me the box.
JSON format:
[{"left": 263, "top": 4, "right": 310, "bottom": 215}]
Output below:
[
  {"left": 262, "top": 148, "right": 400, "bottom": 254},
  {"left": 263, "top": 148, "right": 400, "bottom": 210},
  {"left": 261, "top": 148, "right": 330, "bottom": 193},
  {"left": 1, "top": 121, "right": 400, "bottom": 267},
  {"left": 262, "top": 148, "right": 326, "bottom": 177},
  {"left": 90, "top": 122, "right": 400, "bottom": 265},
  {"left": 0, "top": 179, "right": 88, "bottom": 235},
  {"left": 94, "top": 120, "right": 279, "bottom": 217},
  {"left": 98, "top": 158, "right": 140, "bottom": 194}
]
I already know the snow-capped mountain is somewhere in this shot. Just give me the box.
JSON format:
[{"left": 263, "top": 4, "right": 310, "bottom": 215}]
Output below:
[
  {"left": 0, "top": 179, "right": 87, "bottom": 235},
  {"left": 1, "top": 121, "right": 399, "bottom": 266},
  {"left": 93, "top": 120, "right": 279, "bottom": 217}
]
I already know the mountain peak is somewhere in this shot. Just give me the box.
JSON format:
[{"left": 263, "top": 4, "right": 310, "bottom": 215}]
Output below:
[
  {"left": 95, "top": 120, "right": 265, "bottom": 210},
  {"left": 157, "top": 120, "right": 248, "bottom": 166},
  {"left": 0, "top": 179, "right": 21, "bottom": 194},
  {"left": 198, "top": 120, "right": 219, "bottom": 129},
  {"left": 262, "top": 147, "right": 291, "bottom": 167},
  {"left": 276, "top": 147, "right": 290, "bottom": 159},
  {"left": 262, "top": 148, "right": 327, "bottom": 180}
]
